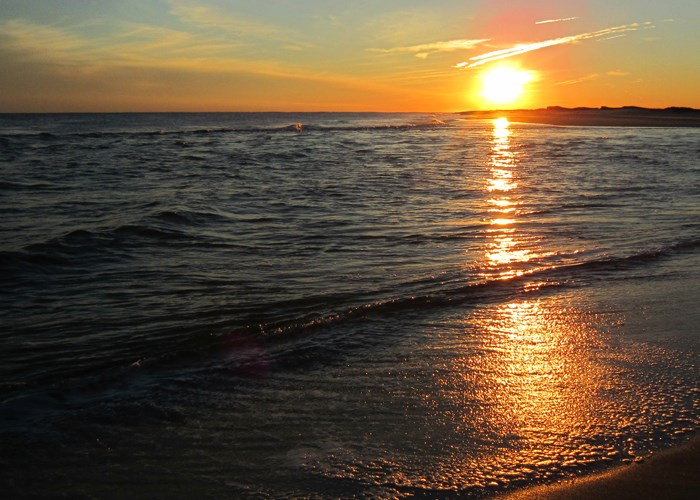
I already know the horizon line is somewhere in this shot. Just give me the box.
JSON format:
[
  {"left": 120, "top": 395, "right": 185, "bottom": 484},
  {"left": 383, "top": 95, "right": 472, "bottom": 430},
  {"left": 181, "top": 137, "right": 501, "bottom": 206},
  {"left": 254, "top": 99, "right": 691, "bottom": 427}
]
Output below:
[{"left": 2, "top": 105, "right": 699, "bottom": 115}]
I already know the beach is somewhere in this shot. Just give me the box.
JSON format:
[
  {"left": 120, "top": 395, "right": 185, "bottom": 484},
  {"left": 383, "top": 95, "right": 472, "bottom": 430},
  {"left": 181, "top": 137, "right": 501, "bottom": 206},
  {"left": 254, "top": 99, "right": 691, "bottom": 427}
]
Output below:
[
  {"left": 3, "top": 0, "right": 700, "bottom": 496},
  {"left": 501, "top": 434, "right": 700, "bottom": 499},
  {"left": 1, "top": 112, "right": 698, "bottom": 497}
]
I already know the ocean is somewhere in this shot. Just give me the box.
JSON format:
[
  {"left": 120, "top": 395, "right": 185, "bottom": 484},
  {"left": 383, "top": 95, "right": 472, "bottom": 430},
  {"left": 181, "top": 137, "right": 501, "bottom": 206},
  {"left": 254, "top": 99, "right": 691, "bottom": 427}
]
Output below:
[{"left": 1, "top": 112, "right": 698, "bottom": 498}]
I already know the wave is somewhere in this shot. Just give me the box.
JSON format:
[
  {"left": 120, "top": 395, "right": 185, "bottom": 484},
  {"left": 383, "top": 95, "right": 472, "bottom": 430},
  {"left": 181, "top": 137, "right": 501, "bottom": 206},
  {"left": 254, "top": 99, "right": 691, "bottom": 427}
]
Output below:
[
  {"left": 4, "top": 210, "right": 697, "bottom": 276},
  {"left": 2, "top": 233, "right": 698, "bottom": 397},
  {"left": 0, "top": 120, "right": 453, "bottom": 140},
  {"left": 0, "top": 180, "right": 57, "bottom": 191},
  {"left": 38, "top": 235, "right": 688, "bottom": 389},
  {"left": 210, "top": 234, "right": 700, "bottom": 328},
  {"left": 147, "top": 208, "right": 232, "bottom": 227},
  {"left": 1, "top": 210, "right": 230, "bottom": 273},
  {"left": 107, "top": 235, "right": 700, "bottom": 368}
]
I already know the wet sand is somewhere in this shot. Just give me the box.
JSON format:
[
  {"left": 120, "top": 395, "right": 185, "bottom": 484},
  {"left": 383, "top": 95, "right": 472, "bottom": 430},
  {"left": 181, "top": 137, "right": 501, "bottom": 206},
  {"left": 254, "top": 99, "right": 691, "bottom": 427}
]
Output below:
[
  {"left": 461, "top": 107, "right": 700, "bottom": 127},
  {"left": 500, "top": 434, "right": 700, "bottom": 499}
]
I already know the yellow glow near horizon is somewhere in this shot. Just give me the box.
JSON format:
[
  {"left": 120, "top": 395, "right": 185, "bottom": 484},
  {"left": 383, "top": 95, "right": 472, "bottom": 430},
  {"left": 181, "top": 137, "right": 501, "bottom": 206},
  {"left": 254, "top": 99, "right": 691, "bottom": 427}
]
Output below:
[{"left": 480, "top": 67, "right": 534, "bottom": 107}]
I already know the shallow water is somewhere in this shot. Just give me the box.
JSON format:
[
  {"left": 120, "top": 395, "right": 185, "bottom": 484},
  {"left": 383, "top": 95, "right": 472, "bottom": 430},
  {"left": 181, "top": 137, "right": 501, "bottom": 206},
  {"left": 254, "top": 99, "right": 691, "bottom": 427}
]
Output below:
[{"left": 1, "top": 113, "right": 698, "bottom": 497}]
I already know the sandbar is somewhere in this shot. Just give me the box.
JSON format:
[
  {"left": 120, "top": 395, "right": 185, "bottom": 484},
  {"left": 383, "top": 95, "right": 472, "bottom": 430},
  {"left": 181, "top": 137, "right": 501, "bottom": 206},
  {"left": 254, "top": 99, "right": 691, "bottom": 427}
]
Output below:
[
  {"left": 499, "top": 434, "right": 700, "bottom": 499},
  {"left": 460, "top": 106, "right": 700, "bottom": 127}
]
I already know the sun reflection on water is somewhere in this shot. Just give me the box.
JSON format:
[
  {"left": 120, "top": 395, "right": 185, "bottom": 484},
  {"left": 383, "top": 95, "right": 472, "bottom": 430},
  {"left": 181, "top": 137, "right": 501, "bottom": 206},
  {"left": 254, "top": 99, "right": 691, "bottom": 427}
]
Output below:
[
  {"left": 415, "top": 120, "right": 699, "bottom": 489},
  {"left": 481, "top": 118, "right": 534, "bottom": 280},
  {"left": 493, "top": 117, "right": 510, "bottom": 135},
  {"left": 422, "top": 297, "right": 659, "bottom": 490}
]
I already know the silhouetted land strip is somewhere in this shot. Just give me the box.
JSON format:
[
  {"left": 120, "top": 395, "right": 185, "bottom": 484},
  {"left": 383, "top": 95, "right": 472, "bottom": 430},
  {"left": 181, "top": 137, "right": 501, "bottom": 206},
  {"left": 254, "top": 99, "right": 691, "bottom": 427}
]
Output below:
[
  {"left": 500, "top": 434, "right": 700, "bottom": 499},
  {"left": 461, "top": 106, "right": 700, "bottom": 127}
]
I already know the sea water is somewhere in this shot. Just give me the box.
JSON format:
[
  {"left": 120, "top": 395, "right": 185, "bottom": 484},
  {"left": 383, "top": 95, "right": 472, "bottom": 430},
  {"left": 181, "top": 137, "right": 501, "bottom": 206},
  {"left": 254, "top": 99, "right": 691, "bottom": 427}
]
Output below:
[{"left": 1, "top": 113, "right": 698, "bottom": 497}]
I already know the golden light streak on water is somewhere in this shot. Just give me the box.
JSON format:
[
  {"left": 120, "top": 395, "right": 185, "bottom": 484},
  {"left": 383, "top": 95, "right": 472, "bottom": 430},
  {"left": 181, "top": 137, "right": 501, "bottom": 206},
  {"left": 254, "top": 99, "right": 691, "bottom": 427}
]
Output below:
[
  {"left": 488, "top": 198, "right": 514, "bottom": 208},
  {"left": 481, "top": 118, "right": 534, "bottom": 280},
  {"left": 491, "top": 218, "right": 516, "bottom": 226},
  {"left": 487, "top": 178, "right": 518, "bottom": 192},
  {"left": 418, "top": 294, "right": 651, "bottom": 490},
  {"left": 493, "top": 117, "right": 510, "bottom": 134},
  {"left": 459, "top": 300, "right": 615, "bottom": 465}
]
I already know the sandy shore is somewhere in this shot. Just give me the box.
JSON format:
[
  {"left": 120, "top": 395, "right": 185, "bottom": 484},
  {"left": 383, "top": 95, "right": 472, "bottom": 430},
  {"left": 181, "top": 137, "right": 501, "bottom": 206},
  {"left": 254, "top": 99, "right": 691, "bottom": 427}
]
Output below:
[
  {"left": 498, "top": 434, "right": 700, "bottom": 499},
  {"left": 460, "top": 107, "right": 700, "bottom": 127}
]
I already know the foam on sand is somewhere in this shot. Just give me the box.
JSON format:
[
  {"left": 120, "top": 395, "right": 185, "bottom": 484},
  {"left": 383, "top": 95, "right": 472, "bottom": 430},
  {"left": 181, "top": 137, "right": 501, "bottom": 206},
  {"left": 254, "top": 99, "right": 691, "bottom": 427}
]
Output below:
[{"left": 501, "top": 434, "right": 700, "bottom": 499}]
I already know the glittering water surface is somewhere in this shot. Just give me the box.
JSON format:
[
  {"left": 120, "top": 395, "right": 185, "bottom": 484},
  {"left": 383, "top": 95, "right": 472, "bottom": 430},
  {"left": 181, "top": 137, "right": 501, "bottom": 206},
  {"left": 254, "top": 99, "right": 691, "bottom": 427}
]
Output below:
[{"left": 1, "top": 113, "right": 698, "bottom": 497}]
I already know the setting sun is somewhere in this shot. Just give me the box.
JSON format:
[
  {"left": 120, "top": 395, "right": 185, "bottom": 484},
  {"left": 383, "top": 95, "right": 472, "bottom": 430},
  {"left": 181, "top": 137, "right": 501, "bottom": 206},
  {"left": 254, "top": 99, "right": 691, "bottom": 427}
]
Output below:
[{"left": 480, "top": 67, "right": 534, "bottom": 107}]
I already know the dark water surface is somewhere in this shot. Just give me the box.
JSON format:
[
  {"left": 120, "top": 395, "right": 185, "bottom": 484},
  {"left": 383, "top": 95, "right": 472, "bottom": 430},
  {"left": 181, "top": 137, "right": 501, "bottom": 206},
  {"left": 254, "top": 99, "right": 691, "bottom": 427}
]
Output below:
[{"left": 1, "top": 113, "right": 698, "bottom": 497}]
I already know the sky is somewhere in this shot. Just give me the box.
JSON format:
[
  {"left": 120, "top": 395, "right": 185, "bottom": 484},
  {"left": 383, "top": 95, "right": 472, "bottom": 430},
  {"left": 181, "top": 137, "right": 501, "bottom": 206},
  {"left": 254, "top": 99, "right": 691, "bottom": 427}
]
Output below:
[{"left": 1, "top": 0, "right": 699, "bottom": 112}]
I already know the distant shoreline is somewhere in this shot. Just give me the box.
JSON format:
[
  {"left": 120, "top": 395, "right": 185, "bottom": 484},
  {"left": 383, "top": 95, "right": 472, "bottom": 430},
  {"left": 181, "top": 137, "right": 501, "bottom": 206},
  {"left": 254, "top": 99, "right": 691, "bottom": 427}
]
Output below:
[{"left": 460, "top": 106, "right": 700, "bottom": 127}]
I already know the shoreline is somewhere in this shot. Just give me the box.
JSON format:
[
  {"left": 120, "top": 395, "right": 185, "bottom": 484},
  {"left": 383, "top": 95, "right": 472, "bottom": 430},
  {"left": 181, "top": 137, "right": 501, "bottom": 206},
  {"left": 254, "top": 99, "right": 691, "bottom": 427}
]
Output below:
[
  {"left": 460, "top": 107, "right": 700, "bottom": 127},
  {"left": 498, "top": 434, "right": 700, "bottom": 499}
]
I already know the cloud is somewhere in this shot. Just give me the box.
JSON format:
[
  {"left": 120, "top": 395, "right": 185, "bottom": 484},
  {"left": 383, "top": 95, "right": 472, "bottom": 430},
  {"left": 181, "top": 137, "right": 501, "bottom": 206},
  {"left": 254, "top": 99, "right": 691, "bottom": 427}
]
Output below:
[
  {"left": 113, "top": 24, "right": 240, "bottom": 61},
  {"left": 0, "top": 19, "right": 250, "bottom": 73},
  {"left": 0, "top": 19, "right": 97, "bottom": 63},
  {"left": 165, "top": 1, "right": 312, "bottom": 53},
  {"left": 0, "top": 19, "right": 243, "bottom": 67},
  {"left": 535, "top": 17, "right": 578, "bottom": 25},
  {"left": 555, "top": 69, "right": 631, "bottom": 86},
  {"left": 283, "top": 43, "right": 316, "bottom": 52},
  {"left": 166, "top": 1, "right": 286, "bottom": 38},
  {"left": 596, "top": 35, "right": 627, "bottom": 42},
  {"left": 455, "top": 23, "right": 643, "bottom": 69},
  {"left": 0, "top": 17, "right": 413, "bottom": 108},
  {"left": 555, "top": 73, "right": 599, "bottom": 86},
  {"left": 369, "top": 38, "right": 490, "bottom": 59},
  {"left": 365, "top": 8, "right": 471, "bottom": 46}
]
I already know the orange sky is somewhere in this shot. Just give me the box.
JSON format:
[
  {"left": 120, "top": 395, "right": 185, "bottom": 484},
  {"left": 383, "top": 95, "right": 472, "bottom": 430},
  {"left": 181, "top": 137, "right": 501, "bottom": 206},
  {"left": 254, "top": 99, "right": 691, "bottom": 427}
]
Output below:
[{"left": 1, "top": 0, "right": 699, "bottom": 112}]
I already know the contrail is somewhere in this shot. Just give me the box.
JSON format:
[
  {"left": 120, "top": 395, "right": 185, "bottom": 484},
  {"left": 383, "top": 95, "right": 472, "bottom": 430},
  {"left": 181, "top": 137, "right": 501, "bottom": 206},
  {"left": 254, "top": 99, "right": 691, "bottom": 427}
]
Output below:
[
  {"left": 455, "top": 23, "right": 641, "bottom": 69},
  {"left": 369, "top": 39, "right": 490, "bottom": 59},
  {"left": 535, "top": 17, "right": 578, "bottom": 25}
]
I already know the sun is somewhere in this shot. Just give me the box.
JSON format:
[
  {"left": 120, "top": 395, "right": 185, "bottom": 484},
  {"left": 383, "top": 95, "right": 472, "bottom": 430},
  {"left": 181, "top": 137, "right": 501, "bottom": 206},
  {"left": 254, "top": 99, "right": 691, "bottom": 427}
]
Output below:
[{"left": 479, "top": 66, "right": 534, "bottom": 107}]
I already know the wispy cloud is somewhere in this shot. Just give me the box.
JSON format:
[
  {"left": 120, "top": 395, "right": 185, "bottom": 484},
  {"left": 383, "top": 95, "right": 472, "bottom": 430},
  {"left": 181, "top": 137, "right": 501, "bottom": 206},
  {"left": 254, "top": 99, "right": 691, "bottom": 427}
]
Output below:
[
  {"left": 455, "top": 23, "right": 643, "bottom": 69},
  {"left": 167, "top": 1, "right": 285, "bottom": 38},
  {"left": 0, "top": 17, "right": 413, "bottom": 103},
  {"left": 0, "top": 19, "right": 243, "bottom": 66},
  {"left": 0, "top": 19, "right": 97, "bottom": 63},
  {"left": 596, "top": 34, "right": 626, "bottom": 42},
  {"left": 535, "top": 17, "right": 578, "bottom": 25},
  {"left": 283, "top": 43, "right": 316, "bottom": 52},
  {"left": 165, "top": 1, "right": 311, "bottom": 53},
  {"left": 555, "top": 73, "right": 599, "bottom": 86},
  {"left": 607, "top": 70, "right": 630, "bottom": 77},
  {"left": 114, "top": 24, "right": 242, "bottom": 61},
  {"left": 369, "top": 38, "right": 489, "bottom": 59},
  {"left": 555, "top": 69, "right": 631, "bottom": 86}
]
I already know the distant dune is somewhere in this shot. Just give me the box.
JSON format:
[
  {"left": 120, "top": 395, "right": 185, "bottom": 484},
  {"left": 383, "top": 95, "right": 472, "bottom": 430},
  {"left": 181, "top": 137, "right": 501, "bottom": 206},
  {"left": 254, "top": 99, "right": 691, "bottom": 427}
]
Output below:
[{"left": 460, "top": 106, "right": 700, "bottom": 127}]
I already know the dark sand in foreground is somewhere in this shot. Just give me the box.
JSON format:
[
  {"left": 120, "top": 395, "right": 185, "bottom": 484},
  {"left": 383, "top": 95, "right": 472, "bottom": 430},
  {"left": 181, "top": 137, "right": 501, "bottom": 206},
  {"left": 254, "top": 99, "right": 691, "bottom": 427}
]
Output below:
[
  {"left": 461, "top": 107, "right": 700, "bottom": 127},
  {"left": 498, "top": 434, "right": 700, "bottom": 499}
]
